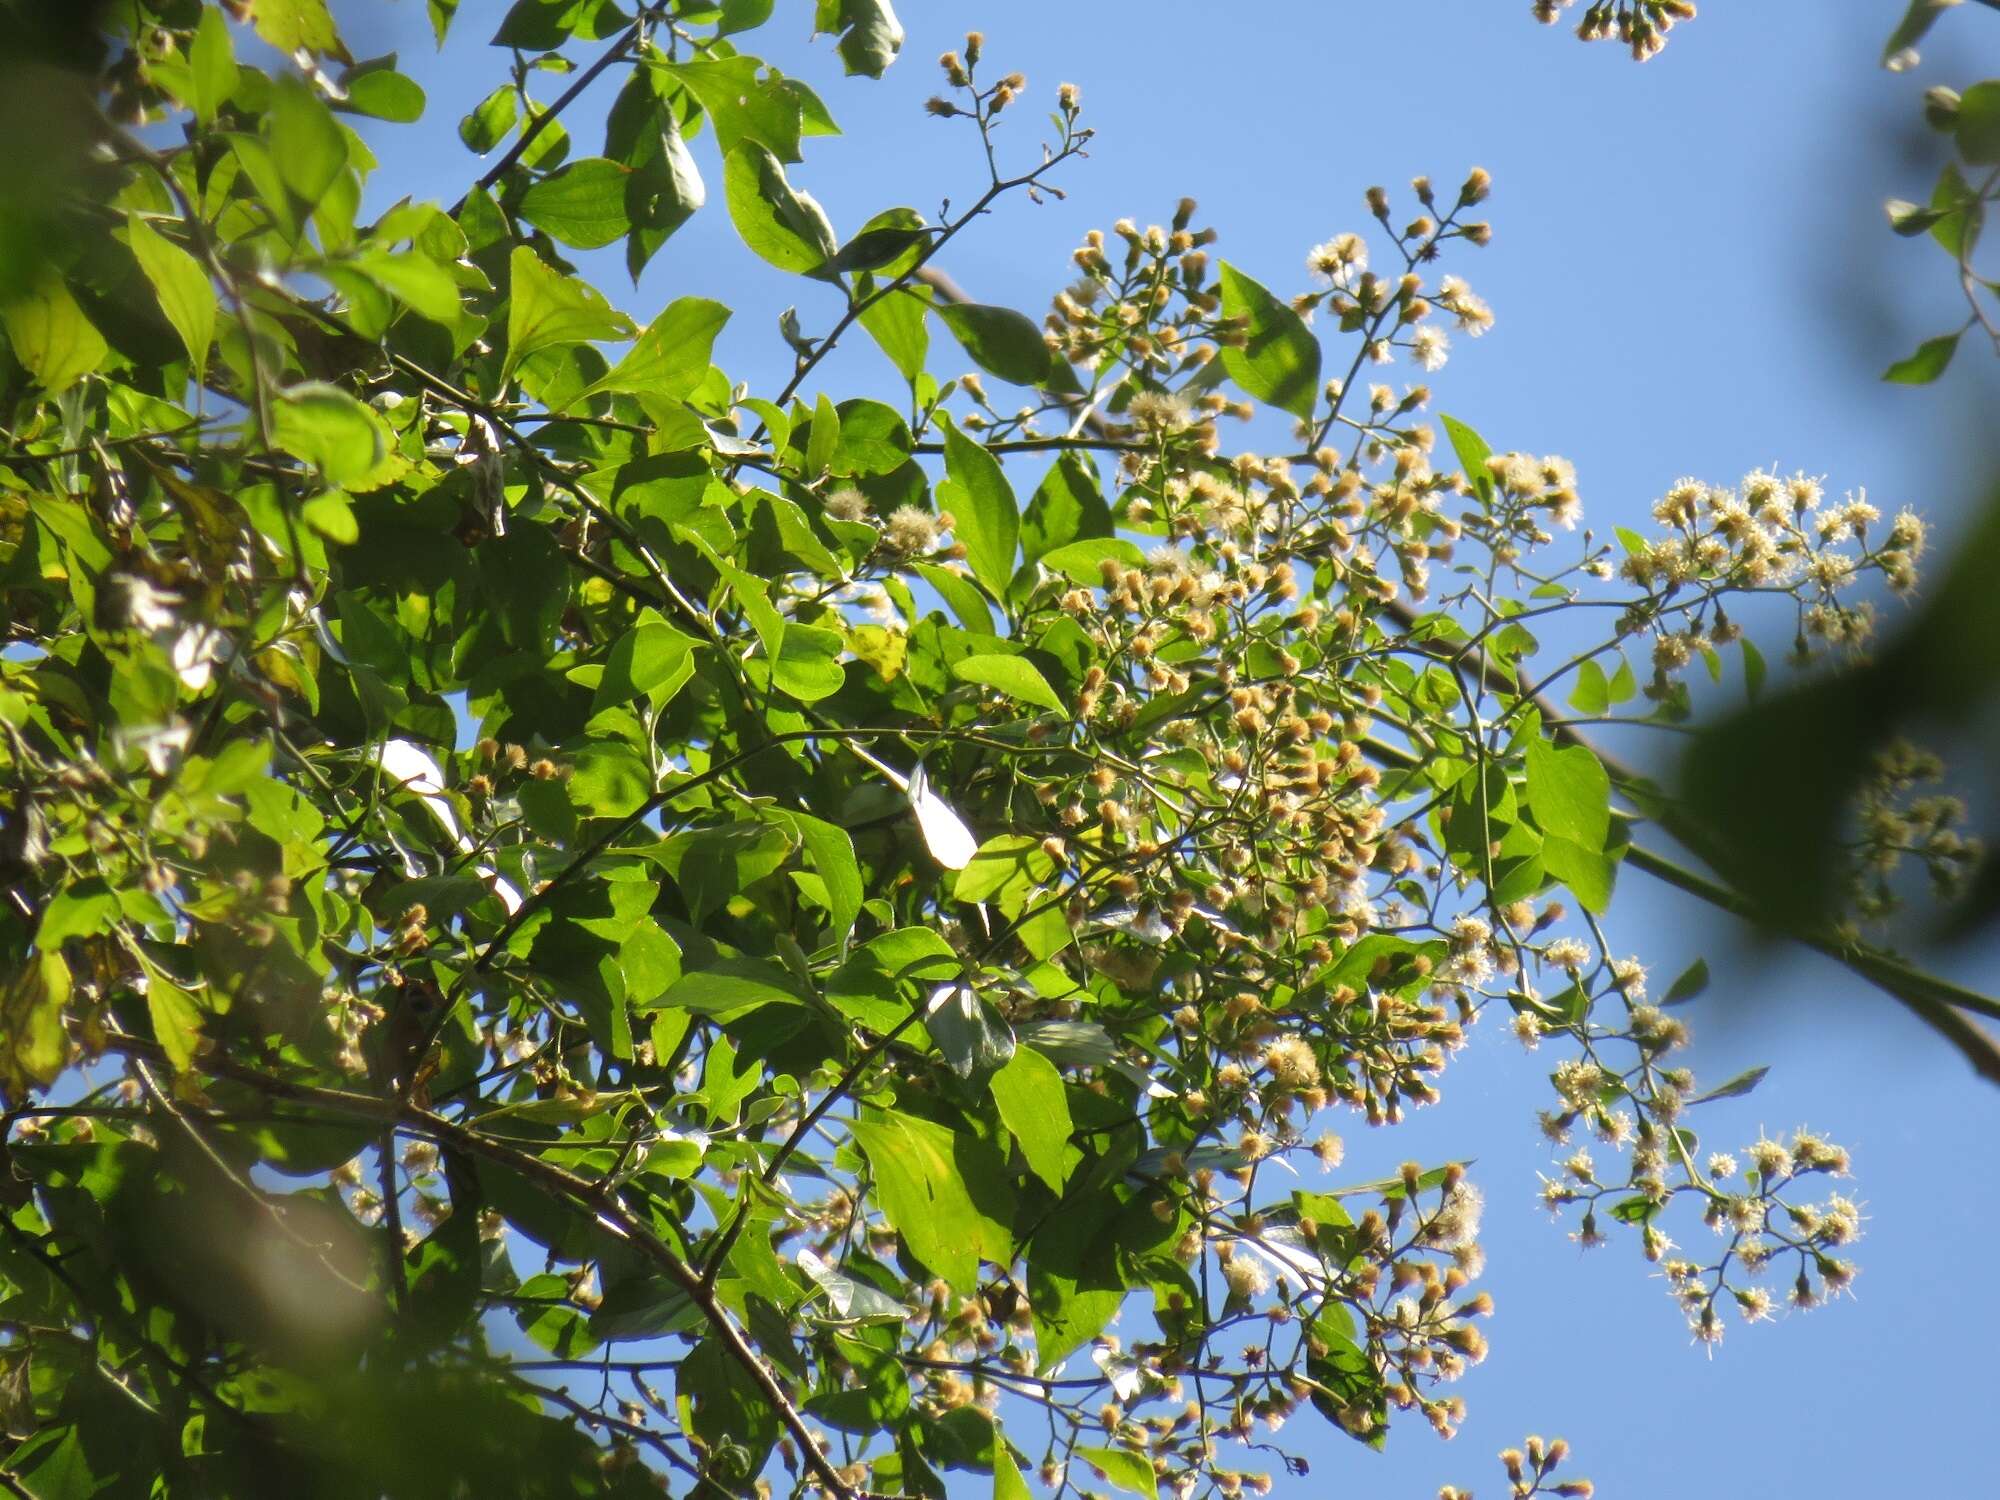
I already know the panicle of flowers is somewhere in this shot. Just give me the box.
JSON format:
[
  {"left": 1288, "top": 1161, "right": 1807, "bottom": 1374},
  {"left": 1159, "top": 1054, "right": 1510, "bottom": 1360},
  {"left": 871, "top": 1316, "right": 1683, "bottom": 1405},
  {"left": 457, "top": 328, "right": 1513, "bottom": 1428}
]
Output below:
[
  {"left": 1533, "top": 0, "right": 1697, "bottom": 60},
  {"left": 1608, "top": 466, "right": 1922, "bottom": 698},
  {"left": 1439, "top": 1431, "right": 1594, "bottom": 1499},
  {"left": 1843, "top": 737, "right": 1983, "bottom": 926}
]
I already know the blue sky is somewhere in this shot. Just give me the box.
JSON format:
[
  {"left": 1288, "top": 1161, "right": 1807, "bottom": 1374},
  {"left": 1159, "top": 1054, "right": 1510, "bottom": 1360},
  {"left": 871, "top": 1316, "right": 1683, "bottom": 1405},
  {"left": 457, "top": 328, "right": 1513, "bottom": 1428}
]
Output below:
[{"left": 338, "top": 2, "right": 2000, "bottom": 1494}]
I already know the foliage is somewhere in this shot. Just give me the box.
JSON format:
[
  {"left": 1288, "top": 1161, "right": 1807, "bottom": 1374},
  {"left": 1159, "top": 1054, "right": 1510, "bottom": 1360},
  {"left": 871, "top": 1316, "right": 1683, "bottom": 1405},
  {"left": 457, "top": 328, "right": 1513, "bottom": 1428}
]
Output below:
[
  {"left": 1660, "top": 0, "right": 2000, "bottom": 1045},
  {"left": 0, "top": 4, "right": 1992, "bottom": 1500}
]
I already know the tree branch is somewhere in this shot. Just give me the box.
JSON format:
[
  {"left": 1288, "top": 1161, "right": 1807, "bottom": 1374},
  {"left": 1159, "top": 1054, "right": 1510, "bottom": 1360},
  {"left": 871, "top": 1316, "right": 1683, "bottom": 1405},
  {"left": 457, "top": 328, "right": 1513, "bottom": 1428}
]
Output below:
[{"left": 98, "top": 1033, "right": 869, "bottom": 1500}]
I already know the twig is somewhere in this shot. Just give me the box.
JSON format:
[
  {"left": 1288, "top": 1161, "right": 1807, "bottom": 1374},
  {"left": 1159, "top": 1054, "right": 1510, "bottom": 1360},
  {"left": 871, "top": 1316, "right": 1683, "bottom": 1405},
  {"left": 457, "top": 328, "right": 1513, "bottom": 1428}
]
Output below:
[
  {"left": 473, "top": 23, "right": 642, "bottom": 195},
  {"left": 97, "top": 1032, "right": 870, "bottom": 1500}
]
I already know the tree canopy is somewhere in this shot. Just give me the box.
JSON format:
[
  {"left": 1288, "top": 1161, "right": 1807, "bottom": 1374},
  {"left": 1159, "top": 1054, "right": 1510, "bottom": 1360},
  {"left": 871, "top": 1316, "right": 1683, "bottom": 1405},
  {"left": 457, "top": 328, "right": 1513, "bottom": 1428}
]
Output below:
[{"left": 0, "top": 3, "right": 1993, "bottom": 1499}]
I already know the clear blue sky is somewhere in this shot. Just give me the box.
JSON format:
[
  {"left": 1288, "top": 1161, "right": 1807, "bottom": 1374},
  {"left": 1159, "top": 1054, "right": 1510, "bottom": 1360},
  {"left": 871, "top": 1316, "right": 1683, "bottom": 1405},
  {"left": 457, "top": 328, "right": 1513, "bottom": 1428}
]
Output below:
[{"left": 340, "top": 3, "right": 2000, "bottom": 1493}]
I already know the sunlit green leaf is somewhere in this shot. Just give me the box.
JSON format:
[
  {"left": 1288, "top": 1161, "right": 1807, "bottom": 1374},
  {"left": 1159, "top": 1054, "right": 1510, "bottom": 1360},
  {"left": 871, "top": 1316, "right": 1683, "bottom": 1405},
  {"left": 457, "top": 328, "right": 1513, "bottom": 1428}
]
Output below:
[
  {"left": 1, "top": 270, "right": 107, "bottom": 394},
  {"left": 939, "top": 416, "right": 1018, "bottom": 596},
  {"left": 723, "top": 143, "right": 837, "bottom": 274},
  {"left": 269, "top": 75, "right": 349, "bottom": 206},
  {"left": 519, "top": 157, "right": 633, "bottom": 249},
  {"left": 270, "top": 383, "right": 392, "bottom": 488},
  {"left": 991, "top": 1045, "right": 1072, "bottom": 1192},
  {"left": 849, "top": 1109, "right": 1014, "bottom": 1293},
  {"left": 952, "top": 653, "right": 1064, "bottom": 713},
  {"left": 503, "top": 245, "right": 635, "bottom": 380},
  {"left": 1883, "top": 329, "right": 1962, "bottom": 384},
  {"left": 1217, "top": 260, "right": 1320, "bottom": 419}
]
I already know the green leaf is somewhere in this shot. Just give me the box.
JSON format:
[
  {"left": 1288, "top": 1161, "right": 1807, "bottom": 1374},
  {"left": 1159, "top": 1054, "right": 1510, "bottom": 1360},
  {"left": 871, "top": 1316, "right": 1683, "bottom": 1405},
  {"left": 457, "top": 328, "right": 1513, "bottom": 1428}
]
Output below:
[
  {"left": 1037, "top": 537, "right": 1145, "bottom": 584},
  {"left": 1663, "top": 958, "right": 1710, "bottom": 1006},
  {"left": 146, "top": 971, "right": 205, "bottom": 1072},
  {"left": 519, "top": 158, "right": 633, "bottom": 249},
  {"left": 723, "top": 143, "right": 837, "bottom": 274},
  {"left": 252, "top": 0, "right": 347, "bottom": 59},
  {"left": 831, "top": 222, "right": 930, "bottom": 276},
  {"left": 1022, "top": 451, "right": 1110, "bottom": 562},
  {"left": 36, "top": 882, "right": 120, "bottom": 947},
  {"left": 772, "top": 622, "right": 846, "bottom": 701},
  {"left": 339, "top": 59, "right": 427, "bottom": 123},
  {"left": 1440, "top": 413, "right": 1494, "bottom": 502},
  {"left": 1542, "top": 833, "right": 1615, "bottom": 915},
  {"left": 1568, "top": 659, "right": 1610, "bottom": 716},
  {"left": 590, "top": 610, "right": 697, "bottom": 713},
  {"left": 939, "top": 417, "right": 1019, "bottom": 596},
  {"left": 912, "top": 561, "right": 996, "bottom": 634},
  {"left": 656, "top": 57, "right": 807, "bottom": 163},
  {"left": 1955, "top": 79, "right": 2000, "bottom": 163},
  {"left": 781, "top": 811, "right": 863, "bottom": 950},
  {"left": 349, "top": 250, "right": 463, "bottom": 324},
  {"left": 951, "top": 653, "right": 1064, "bottom": 713},
  {"left": 925, "top": 982, "right": 1016, "bottom": 1080},
  {"left": 574, "top": 296, "right": 728, "bottom": 406},
  {"left": 1217, "top": 260, "right": 1320, "bottom": 419},
  {"left": 1883, "top": 329, "right": 1961, "bottom": 384},
  {"left": 805, "top": 393, "right": 842, "bottom": 479},
  {"left": 655, "top": 960, "right": 809, "bottom": 1016},
  {"left": 991, "top": 1046, "right": 1072, "bottom": 1192},
  {"left": 565, "top": 741, "right": 652, "bottom": 819},
  {"left": 1609, "top": 657, "right": 1638, "bottom": 704},
  {"left": 493, "top": 0, "right": 627, "bottom": 48},
  {"left": 718, "top": 0, "right": 777, "bottom": 34},
  {"left": 302, "top": 488, "right": 359, "bottom": 543},
  {"left": 503, "top": 245, "right": 635, "bottom": 382},
  {"left": 859, "top": 284, "right": 929, "bottom": 381},
  {"left": 953, "top": 835, "right": 1053, "bottom": 908},
  {"left": 848, "top": 1109, "right": 1014, "bottom": 1293},
  {"left": 1026, "top": 1196, "right": 1125, "bottom": 1371},
  {"left": 1883, "top": 0, "right": 1954, "bottom": 64},
  {"left": 1928, "top": 162, "right": 1983, "bottom": 261},
  {"left": 271, "top": 383, "right": 392, "bottom": 488},
  {"left": 1, "top": 271, "right": 107, "bottom": 395},
  {"left": 934, "top": 301, "right": 1051, "bottom": 385},
  {"left": 189, "top": 3, "right": 240, "bottom": 124},
  {"left": 831, "top": 398, "right": 912, "bottom": 474},
  {"left": 1688, "top": 1065, "right": 1769, "bottom": 1106},
  {"left": 994, "top": 1448, "right": 1033, "bottom": 1500},
  {"left": 269, "top": 75, "right": 349, "bottom": 206},
  {"left": 819, "top": 0, "right": 905, "bottom": 77},
  {"left": 125, "top": 215, "right": 215, "bottom": 387},
  {"left": 0, "top": 951, "right": 69, "bottom": 1101},
  {"left": 796, "top": 1248, "right": 905, "bottom": 1323},
  {"left": 1525, "top": 736, "right": 1611, "bottom": 850},
  {"left": 624, "top": 111, "right": 706, "bottom": 276},
  {"left": 1076, "top": 1446, "right": 1158, "bottom": 1500},
  {"left": 1741, "top": 637, "right": 1766, "bottom": 700},
  {"left": 460, "top": 86, "right": 519, "bottom": 154}
]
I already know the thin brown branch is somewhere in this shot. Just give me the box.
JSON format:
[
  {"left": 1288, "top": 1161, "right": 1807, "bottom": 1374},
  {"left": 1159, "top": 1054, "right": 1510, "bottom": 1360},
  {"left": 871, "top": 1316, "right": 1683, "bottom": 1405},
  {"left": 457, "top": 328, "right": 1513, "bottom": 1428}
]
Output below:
[{"left": 98, "top": 1032, "right": 867, "bottom": 1500}]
